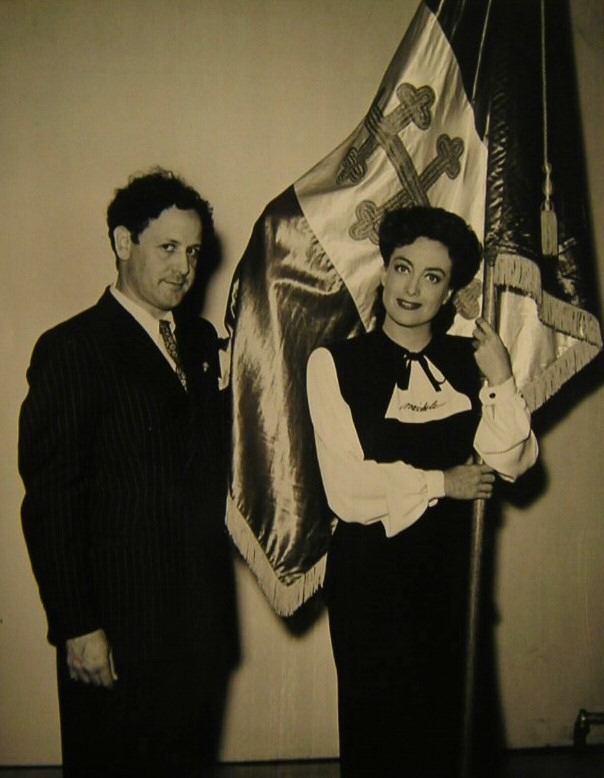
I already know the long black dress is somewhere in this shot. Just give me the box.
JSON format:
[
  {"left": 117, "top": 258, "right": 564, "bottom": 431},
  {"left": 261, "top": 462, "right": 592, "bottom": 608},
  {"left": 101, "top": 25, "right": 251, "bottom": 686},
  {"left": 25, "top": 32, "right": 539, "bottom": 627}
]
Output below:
[{"left": 318, "top": 329, "right": 501, "bottom": 778}]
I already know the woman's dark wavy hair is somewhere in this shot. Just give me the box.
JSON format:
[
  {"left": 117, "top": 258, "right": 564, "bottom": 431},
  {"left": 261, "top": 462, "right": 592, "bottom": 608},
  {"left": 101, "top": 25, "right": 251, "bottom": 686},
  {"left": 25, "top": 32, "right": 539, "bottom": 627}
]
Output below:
[
  {"left": 377, "top": 206, "right": 482, "bottom": 334},
  {"left": 378, "top": 206, "right": 482, "bottom": 293},
  {"left": 106, "top": 167, "right": 215, "bottom": 260}
]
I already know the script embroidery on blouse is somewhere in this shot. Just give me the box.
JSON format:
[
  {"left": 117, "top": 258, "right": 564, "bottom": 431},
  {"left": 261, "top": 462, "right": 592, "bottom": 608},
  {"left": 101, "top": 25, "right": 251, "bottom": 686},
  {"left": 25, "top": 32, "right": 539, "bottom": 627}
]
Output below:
[
  {"left": 400, "top": 400, "right": 444, "bottom": 413},
  {"left": 384, "top": 358, "right": 472, "bottom": 423}
]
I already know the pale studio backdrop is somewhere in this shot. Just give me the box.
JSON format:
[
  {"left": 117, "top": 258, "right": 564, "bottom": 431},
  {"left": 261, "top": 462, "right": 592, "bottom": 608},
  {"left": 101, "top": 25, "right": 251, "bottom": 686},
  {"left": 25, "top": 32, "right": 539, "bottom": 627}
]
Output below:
[{"left": 1, "top": 0, "right": 603, "bottom": 766}]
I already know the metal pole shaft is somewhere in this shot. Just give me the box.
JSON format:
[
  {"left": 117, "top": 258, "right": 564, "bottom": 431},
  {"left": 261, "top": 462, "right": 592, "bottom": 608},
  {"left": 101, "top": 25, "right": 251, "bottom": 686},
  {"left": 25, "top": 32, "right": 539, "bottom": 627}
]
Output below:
[
  {"left": 460, "top": 497, "right": 487, "bottom": 778},
  {"left": 460, "top": 255, "right": 497, "bottom": 778}
]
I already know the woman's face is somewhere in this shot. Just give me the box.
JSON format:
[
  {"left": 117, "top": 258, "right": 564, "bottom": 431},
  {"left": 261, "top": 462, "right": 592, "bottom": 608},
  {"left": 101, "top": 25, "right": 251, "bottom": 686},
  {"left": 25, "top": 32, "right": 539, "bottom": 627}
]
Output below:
[{"left": 381, "top": 236, "right": 453, "bottom": 334}]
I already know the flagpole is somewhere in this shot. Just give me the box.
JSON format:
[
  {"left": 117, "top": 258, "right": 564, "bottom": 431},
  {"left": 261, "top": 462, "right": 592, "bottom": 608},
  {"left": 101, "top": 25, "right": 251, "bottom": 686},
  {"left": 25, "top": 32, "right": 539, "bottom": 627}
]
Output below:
[{"left": 460, "top": 251, "right": 497, "bottom": 778}]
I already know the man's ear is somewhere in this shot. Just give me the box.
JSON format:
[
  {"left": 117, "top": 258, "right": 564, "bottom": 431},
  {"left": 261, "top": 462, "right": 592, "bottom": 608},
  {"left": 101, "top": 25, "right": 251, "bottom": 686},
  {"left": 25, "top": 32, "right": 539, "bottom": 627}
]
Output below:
[
  {"left": 443, "top": 288, "right": 454, "bottom": 305},
  {"left": 113, "top": 226, "right": 132, "bottom": 261}
]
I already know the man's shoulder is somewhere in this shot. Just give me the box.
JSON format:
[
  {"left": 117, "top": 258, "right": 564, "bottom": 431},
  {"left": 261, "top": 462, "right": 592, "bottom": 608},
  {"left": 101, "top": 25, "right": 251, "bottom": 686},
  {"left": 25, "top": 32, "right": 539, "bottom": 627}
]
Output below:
[
  {"left": 31, "top": 291, "right": 114, "bottom": 357},
  {"left": 187, "top": 315, "right": 219, "bottom": 341},
  {"left": 176, "top": 313, "right": 220, "bottom": 351},
  {"left": 176, "top": 314, "right": 223, "bottom": 378},
  {"left": 44, "top": 301, "right": 103, "bottom": 334}
]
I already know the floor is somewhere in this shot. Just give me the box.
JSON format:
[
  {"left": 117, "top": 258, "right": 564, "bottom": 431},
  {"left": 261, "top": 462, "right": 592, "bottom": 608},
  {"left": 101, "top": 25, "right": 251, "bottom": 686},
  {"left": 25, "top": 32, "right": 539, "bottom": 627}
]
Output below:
[{"left": 1, "top": 749, "right": 604, "bottom": 778}]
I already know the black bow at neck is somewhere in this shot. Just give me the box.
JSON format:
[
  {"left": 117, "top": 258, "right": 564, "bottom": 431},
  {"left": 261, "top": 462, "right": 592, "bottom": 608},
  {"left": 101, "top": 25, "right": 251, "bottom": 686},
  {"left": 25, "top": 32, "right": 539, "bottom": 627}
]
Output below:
[{"left": 396, "top": 350, "right": 444, "bottom": 393}]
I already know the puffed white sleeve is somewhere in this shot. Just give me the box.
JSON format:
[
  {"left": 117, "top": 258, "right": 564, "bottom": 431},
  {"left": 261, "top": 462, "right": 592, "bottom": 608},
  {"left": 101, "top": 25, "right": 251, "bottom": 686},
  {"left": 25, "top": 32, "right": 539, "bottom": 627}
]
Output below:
[
  {"left": 474, "top": 376, "right": 538, "bottom": 480},
  {"left": 306, "top": 347, "right": 445, "bottom": 537}
]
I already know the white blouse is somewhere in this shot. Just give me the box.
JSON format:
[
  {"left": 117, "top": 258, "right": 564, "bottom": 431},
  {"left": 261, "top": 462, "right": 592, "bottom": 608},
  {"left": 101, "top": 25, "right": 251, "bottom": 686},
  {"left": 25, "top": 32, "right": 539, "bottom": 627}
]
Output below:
[{"left": 307, "top": 346, "right": 538, "bottom": 538}]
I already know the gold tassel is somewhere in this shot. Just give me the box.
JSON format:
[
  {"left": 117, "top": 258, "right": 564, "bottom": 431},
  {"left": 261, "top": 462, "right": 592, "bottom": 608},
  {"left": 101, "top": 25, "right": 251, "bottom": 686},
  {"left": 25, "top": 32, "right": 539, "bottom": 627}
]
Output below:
[
  {"left": 541, "top": 160, "right": 558, "bottom": 257},
  {"left": 540, "top": 202, "right": 558, "bottom": 257}
]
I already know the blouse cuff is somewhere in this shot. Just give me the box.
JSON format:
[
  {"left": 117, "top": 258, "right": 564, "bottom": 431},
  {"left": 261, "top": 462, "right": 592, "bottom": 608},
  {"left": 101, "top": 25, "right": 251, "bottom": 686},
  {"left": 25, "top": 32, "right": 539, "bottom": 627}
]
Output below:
[{"left": 479, "top": 375, "right": 517, "bottom": 405}]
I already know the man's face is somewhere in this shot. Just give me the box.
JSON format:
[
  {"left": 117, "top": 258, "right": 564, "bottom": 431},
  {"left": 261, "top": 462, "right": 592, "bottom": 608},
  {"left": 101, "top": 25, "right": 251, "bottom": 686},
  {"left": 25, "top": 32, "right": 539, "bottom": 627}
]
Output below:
[{"left": 115, "top": 206, "right": 202, "bottom": 317}]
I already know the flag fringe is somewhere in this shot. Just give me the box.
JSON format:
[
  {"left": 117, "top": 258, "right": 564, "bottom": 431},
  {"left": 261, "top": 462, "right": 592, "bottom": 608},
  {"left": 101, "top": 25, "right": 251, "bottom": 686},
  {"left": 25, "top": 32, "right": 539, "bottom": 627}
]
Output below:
[
  {"left": 494, "top": 253, "right": 603, "bottom": 346},
  {"left": 521, "top": 338, "right": 601, "bottom": 412},
  {"left": 225, "top": 496, "right": 327, "bottom": 617}
]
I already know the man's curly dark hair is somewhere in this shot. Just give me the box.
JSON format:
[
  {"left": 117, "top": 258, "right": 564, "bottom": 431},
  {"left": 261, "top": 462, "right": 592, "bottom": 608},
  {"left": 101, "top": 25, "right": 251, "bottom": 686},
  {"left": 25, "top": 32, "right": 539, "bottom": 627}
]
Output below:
[{"left": 106, "top": 167, "right": 215, "bottom": 261}]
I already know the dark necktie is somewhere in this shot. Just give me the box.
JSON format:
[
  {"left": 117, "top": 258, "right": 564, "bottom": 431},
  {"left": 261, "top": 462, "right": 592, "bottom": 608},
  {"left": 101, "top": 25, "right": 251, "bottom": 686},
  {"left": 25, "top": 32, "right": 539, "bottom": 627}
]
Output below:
[{"left": 159, "top": 320, "right": 187, "bottom": 391}]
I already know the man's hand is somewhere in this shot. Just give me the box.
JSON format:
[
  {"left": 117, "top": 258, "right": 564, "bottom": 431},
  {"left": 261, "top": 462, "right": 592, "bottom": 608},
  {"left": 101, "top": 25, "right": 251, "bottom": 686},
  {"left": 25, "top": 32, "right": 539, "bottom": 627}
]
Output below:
[
  {"left": 444, "top": 463, "right": 495, "bottom": 501},
  {"left": 472, "top": 318, "right": 513, "bottom": 386},
  {"left": 66, "top": 628, "right": 118, "bottom": 688}
]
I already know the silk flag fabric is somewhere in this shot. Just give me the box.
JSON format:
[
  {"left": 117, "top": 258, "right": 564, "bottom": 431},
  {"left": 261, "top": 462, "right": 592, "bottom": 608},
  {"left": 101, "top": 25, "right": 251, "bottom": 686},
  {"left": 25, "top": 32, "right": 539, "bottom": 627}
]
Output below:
[{"left": 225, "top": 0, "right": 602, "bottom": 615}]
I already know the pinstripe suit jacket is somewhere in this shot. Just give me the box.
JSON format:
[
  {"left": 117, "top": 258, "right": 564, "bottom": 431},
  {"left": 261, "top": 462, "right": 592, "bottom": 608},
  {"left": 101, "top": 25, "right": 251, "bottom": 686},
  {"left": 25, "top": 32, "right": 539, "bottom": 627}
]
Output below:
[{"left": 19, "top": 289, "right": 239, "bottom": 667}]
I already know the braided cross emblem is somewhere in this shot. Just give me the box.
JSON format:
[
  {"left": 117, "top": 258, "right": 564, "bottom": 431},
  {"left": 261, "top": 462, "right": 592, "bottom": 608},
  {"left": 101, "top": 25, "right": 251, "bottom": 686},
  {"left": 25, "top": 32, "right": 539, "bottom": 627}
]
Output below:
[
  {"left": 337, "top": 83, "right": 435, "bottom": 186},
  {"left": 335, "top": 82, "right": 465, "bottom": 245}
]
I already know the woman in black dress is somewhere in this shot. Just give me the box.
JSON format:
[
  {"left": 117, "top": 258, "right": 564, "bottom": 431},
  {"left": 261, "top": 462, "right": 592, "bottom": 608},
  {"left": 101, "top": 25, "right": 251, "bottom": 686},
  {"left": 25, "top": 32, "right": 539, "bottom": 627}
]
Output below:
[{"left": 307, "top": 207, "right": 537, "bottom": 778}]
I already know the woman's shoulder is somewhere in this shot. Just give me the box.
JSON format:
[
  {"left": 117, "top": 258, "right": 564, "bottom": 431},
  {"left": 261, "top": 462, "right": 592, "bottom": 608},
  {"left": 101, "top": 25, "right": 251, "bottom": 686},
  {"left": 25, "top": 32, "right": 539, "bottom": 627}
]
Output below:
[
  {"left": 324, "top": 329, "right": 382, "bottom": 360},
  {"left": 429, "top": 333, "right": 480, "bottom": 386},
  {"left": 314, "top": 331, "right": 394, "bottom": 397},
  {"left": 436, "top": 332, "right": 475, "bottom": 355}
]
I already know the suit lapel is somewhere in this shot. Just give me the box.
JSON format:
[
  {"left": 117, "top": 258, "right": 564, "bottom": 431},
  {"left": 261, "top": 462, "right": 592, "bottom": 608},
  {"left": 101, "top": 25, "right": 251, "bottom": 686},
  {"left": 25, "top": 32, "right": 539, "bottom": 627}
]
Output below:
[
  {"left": 93, "top": 290, "right": 220, "bottom": 476},
  {"left": 95, "top": 289, "right": 189, "bottom": 402}
]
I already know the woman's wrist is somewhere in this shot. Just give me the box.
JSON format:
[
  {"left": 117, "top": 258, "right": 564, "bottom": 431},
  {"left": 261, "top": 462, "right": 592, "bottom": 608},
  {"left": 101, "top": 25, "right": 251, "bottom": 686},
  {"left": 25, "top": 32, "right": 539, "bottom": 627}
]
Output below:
[{"left": 485, "top": 367, "right": 512, "bottom": 387}]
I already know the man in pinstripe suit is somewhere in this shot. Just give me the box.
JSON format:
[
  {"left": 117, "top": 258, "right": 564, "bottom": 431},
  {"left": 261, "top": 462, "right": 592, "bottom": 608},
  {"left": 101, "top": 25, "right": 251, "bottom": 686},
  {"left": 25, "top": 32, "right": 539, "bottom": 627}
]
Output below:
[{"left": 19, "top": 169, "right": 239, "bottom": 777}]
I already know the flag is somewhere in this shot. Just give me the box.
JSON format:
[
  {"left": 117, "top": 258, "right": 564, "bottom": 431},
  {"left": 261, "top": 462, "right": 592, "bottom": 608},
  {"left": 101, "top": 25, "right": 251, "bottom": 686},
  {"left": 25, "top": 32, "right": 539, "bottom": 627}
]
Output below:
[{"left": 225, "top": 0, "right": 602, "bottom": 616}]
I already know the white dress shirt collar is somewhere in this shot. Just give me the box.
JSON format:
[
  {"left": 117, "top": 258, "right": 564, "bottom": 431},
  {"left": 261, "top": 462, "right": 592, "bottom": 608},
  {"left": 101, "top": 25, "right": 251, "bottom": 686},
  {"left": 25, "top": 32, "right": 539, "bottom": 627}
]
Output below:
[{"left": 109, "top": 284, "right": 177, "bottom": 367}]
